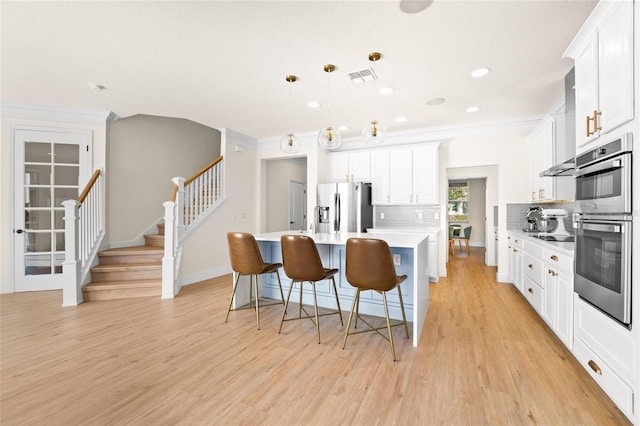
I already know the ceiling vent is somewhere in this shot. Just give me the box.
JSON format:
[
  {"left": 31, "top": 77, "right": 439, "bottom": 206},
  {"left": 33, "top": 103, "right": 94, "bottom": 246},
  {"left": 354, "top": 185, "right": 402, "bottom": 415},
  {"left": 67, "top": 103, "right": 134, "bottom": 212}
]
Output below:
[{"left": 348, "top": 68, "right": 378, "bottom": 85}]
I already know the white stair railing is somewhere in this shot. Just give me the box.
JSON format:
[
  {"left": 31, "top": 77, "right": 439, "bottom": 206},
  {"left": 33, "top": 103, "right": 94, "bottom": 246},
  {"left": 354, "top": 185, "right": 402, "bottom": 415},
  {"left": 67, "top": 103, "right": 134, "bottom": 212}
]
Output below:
[
  {"left": 62, "top": 168, "right": 105, "bottom": 306},
  {"left": 163, "top": 156, "right": 225, "bottom": 298}
]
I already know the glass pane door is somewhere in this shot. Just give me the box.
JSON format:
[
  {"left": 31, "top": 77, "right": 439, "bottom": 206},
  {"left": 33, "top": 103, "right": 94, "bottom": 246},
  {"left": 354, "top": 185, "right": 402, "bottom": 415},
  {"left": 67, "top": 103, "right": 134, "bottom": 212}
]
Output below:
[
  {"left": 13, "top": 128, "right": 90, "bottom": 292},
  {"left": 23, "top": 142, "right": 79, "bottom": 275}
]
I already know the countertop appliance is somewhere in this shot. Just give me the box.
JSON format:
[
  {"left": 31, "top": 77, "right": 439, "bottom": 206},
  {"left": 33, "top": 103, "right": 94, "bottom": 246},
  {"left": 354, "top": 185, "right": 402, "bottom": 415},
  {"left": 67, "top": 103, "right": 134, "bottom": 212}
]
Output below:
[
  {"left": 574, "top": 134, "right": 633, "bottom": 326},
  {"left": 316, "top": 182, "right": 372, "bottom": 233}
]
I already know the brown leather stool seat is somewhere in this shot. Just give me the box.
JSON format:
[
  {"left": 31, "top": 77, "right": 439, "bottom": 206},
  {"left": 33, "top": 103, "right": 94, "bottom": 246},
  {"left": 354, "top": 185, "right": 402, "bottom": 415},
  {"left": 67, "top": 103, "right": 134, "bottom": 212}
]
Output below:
[
  {"left": 342, "top": 237, "right": 410, "bottom": 361},
  {"left": 225, "top": 232, "right": 285, "bottom": 330},
  {"left": 279, "top": 234, "right": 343, "bottom": 343}
]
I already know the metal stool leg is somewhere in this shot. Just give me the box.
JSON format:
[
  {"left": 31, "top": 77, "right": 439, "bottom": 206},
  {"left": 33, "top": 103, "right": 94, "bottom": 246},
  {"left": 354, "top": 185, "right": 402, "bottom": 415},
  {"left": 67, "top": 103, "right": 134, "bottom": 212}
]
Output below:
[
  {"left": 225, "top": 273, "right": 242, "bottom": 323},
  {"left": 382, "top": 292, "right": 397, "bottom": 362},
  {"left": 330, "top": 276, "right": 343, "bottom": 325}
]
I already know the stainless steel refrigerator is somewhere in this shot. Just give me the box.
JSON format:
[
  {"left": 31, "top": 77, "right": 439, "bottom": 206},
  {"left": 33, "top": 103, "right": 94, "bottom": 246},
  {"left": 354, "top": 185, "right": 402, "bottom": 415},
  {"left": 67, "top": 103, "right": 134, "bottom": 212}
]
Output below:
[{"left": 316, "top": 182, "right": 373, "bottom": 233}]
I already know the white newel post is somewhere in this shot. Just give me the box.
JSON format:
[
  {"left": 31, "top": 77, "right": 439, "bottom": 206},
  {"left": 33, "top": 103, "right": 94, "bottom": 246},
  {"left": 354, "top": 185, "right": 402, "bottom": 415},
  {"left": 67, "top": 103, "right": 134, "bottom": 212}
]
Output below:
[
  {"left": 173, "top": 177, "right": 186, "bottom": 241},
  {"left": 162, "top": 200, "right": 177, "bottom": 299},
  {"left": 62, "top": 199, "right": 82, "bottom": 306}
]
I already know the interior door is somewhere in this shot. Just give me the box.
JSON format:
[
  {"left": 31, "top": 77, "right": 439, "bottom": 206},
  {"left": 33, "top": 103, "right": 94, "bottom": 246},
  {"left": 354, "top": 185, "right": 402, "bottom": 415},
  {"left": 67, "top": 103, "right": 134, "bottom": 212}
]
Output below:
[
  {"left": 13, "top": 128, "right": 91, "bottom": 292},
  {"left": 289, "top": 181, "right": 306, "bottom": 231}
]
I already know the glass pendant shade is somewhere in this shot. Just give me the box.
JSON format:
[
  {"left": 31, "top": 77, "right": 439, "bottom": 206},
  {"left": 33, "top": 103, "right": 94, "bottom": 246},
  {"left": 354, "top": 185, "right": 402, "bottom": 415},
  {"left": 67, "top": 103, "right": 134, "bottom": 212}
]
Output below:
[
  {"left": 317, "top": 126, "right": 341, "bottom": 150},
  {"left": 362, "top": 120, "right": 386, "bottom": 145},
  {"left": 280, "top": 133, "right": 299, "bottom": 153}
]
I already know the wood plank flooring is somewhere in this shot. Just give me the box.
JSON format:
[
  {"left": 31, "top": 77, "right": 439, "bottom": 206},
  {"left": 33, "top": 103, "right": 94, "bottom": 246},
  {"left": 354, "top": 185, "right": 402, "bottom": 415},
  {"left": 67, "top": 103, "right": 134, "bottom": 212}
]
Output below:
[{"left": 1, "top": 248, "right": 630, "bottom": 425}]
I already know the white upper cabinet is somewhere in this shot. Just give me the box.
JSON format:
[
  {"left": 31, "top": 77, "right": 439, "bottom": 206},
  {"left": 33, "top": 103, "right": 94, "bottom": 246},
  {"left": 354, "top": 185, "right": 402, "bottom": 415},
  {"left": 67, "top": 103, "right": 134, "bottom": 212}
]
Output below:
[
  {"left": 327, "top": 151, "right": 371, "bottom": 182},
  {"left": 389, "top": 148, "right": 413, "bottom": 204},
  {"left": 570, "top": 1, "right": 634, "bottom": 150},
  {"left": 371, "top": 150, "right": 390, "bottom": 204},
  {"left": 528, "top": 115, "right": 555, "bottom": 202},
  {"left": 412, "top": 145, "right": 438, "bottom": 205},
  {"left": 371, "top": 144, "right": 439, "bottom": 205}
]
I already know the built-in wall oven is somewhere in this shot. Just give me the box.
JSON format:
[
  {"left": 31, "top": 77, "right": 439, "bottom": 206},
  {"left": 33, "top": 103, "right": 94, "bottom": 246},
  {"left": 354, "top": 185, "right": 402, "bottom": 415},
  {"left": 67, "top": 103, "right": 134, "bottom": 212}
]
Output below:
[{"left": 574, "top": 133, "right": 633, "bottom": 326}]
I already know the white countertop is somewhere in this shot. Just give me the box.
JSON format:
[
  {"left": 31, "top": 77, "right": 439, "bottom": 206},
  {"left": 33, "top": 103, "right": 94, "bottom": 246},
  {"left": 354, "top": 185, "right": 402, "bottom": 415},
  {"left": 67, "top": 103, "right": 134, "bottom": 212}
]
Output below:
[
  {"left": 254, "top": 231, "right": 429, "bottom": 249},
  {"left": 366, "top": 227, "right": 440, "bottom": 234},
  {"left": 508, "top": 230, "right": 575, "bottom": 256}
]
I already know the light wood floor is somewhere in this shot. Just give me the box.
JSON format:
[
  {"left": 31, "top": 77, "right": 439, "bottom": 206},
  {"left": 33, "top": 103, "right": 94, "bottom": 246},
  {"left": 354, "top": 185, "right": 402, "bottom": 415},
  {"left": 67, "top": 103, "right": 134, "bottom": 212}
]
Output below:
[{"left": 1, "top": 248, "right": 630, "bottom": 425}]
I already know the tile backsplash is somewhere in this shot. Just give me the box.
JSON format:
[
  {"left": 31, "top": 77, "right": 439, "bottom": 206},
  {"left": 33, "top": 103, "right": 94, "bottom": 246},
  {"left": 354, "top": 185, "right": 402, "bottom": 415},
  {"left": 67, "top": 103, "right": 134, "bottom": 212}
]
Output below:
[
  {"left": 373, "top": 205, "right": 441, "bottom": 228},
  {"left": 507, "top": 202, "right": 575, "bottom": 232}
]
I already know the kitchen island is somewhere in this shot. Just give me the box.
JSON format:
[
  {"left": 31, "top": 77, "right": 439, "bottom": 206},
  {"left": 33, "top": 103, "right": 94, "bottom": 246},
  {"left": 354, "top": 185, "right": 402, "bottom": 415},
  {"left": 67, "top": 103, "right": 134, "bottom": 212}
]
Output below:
[{"left": 243, "top": 231, "right": 430, "bottom": 347}]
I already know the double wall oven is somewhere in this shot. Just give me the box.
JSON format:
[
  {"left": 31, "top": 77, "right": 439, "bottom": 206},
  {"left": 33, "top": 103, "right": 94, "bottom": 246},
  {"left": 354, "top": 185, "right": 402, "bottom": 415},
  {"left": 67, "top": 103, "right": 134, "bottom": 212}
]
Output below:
[{"left": 574, "top": 133, "right": 633, "bottom": 326}]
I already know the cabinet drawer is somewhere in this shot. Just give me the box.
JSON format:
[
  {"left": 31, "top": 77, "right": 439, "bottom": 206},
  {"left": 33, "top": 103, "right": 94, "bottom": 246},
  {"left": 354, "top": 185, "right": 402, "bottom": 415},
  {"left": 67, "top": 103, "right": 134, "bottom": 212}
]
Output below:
[
  {"left": 523, "top": 252, "right": 543, "bottom": 286},
  {"left": 543, "top": 248, "right": 573, "bottom": 273},
  {"left": 574, "top": 297, "right": 637, "bottom": 382},
  {"left": 523, "top": 275, "right": 543, "bottom": 315},
  {"left": 573, "top": 337, "right": 634, "bottom": 417},
  {"left": 522, "top": 240, "right": 543, "bottom": 258}
]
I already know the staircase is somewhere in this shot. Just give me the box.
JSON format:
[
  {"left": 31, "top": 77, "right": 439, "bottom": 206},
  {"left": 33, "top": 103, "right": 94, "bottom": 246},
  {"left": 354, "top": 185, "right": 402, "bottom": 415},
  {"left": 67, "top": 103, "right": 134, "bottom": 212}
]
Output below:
[{"left": 82, "top": 224, "right": 165, "bottom": 301}]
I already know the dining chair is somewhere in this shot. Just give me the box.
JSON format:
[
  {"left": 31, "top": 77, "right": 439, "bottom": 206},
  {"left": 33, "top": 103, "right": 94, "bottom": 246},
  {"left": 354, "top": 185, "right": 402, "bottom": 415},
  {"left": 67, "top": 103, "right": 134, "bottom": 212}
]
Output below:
[{"left": 452, "top": 226, "right": 472, "bottom": 254}]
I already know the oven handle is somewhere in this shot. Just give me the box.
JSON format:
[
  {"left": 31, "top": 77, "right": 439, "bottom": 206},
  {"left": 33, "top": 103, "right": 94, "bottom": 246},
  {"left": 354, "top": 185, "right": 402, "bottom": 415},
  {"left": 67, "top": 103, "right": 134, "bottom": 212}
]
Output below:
[
  {"left": 575, "top": 157, "right": 624, "bottom": 178},
  {"left": 577, "top": 222, "right": 622, "bottom": 233}
]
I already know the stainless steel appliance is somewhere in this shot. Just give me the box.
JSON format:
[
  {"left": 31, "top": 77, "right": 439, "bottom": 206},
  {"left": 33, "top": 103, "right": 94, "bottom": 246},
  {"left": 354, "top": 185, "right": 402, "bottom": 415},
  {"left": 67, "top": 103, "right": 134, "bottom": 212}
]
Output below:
[
  {"left": 573, "top": 133, "right": 633, "bottom": 326},
  {"left": 574, "top": 214, "right": 632, "bottom": 325},
  {"left": 316, "top": 182, "right": 373, "bottom": 233},
  {"left": 575, "top": 133, "right": 632, "bottom": 214}
]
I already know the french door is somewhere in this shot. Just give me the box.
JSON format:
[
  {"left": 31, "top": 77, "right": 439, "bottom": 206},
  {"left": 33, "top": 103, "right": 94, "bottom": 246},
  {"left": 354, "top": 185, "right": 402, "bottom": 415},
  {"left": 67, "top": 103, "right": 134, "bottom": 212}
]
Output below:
[{"left": 13, "top": 128, "right": 92, "bottom": 292}]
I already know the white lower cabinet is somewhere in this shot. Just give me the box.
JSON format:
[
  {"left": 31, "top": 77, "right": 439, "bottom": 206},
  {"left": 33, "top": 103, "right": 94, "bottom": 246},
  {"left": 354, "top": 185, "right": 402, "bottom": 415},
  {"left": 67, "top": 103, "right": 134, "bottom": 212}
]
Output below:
[
  {"left": 509, "top": 234, "right": 574, "bottom": 352},
  {"left": 541, "top": 248, "right": 574, "bottom": 349},
  {"left": 574, "top": 297, "right": 636, "bottom": 419},
  {"left": 522, "top": 275, "right": 543, "bottom": 315}
]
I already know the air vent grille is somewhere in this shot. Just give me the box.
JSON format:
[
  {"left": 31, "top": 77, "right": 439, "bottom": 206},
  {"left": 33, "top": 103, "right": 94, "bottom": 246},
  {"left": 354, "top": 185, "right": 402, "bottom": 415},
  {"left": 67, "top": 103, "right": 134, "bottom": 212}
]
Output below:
[{"left": 348, "top": 68, "right": 378, "bottom": 84}]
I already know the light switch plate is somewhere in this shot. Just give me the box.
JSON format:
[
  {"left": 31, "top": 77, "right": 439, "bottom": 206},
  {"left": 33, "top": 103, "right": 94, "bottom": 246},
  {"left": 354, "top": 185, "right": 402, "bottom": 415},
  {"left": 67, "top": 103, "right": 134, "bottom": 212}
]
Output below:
[{"left": 393, "top": 254, "right": 401, "bottom": 265}]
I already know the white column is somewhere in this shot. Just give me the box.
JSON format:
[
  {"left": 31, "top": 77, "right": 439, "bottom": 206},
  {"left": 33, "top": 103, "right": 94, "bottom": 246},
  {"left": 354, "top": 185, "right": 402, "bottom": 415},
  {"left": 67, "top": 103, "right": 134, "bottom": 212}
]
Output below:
[
  {"left": 162, "top": 201, "right": 176, "bottom": 299},
  {"left": 62, "top": 199, "right": 82, "bottom": 306}
]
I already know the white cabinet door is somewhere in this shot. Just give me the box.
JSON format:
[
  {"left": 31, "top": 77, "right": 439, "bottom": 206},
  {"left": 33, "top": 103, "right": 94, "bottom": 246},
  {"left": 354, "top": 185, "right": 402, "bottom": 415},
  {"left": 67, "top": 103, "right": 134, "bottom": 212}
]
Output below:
[
  {"left": 542, "top": 266, "right": 555, "bottom": 328},
  {"left": 598, "top": 0, "right": 634, "bottom": 135},
  {"left": 575, "top": 35, "right": 600, "bottom": 147},
  {"left": 327, "top": 152, "right": 349, "bottom": 182},
  {"left": 413, "top": 145, "right": 438, "bottom": 204},
  {"left": 574, "top": 1, "right": 634, "bottom": 150},
  {"left": 371, "top": 150, "right": 390, "bottom": 204},
  {"left": 555, "top": 271, "right": 573, "bottom": 349},
  {"left": 389, "top": 148, "right": 412, "bottom": 204},
  {"left": 349, "top": 151, "right": 371, "bottom": 182}
]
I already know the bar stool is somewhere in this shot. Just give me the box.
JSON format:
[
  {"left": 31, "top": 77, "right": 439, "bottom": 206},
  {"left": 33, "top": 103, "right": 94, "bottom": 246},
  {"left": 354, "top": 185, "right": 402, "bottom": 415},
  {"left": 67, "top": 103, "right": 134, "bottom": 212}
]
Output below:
[
  {"left": 225, "top": 232, "right": 285, "bottom": 330},
  {"left": 279, "top": 234, "right": 343, "bottom": 344},
  {"left": 342, "top": 237, "right": 409, "bottom": 361}
]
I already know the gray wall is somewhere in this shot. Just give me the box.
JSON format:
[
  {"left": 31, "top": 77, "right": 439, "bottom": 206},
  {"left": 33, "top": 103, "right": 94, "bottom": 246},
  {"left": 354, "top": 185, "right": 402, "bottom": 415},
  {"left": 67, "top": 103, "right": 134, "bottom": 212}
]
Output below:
[
  {"left": 107, "top": 114, "right": 221, "bottom": 244},
  {"left": 265, "top": 157, "right": 307, "bottom": 232}
]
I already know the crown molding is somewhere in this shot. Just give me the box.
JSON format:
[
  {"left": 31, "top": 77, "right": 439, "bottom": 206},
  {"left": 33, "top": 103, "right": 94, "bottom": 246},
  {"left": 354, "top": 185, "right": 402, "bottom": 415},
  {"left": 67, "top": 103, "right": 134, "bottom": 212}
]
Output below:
[
  {"left": 258, "top": 115, "right": 543, "bottom": 152},
  {"left": 1, "top": 103, "right": 117, "bottom": 126}
]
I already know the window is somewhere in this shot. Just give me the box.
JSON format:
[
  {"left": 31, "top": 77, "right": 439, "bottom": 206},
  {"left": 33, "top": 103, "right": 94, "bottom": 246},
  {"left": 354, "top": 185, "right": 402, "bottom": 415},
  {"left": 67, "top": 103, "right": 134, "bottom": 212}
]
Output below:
[{"left": 448, "top": 181, "right": 468, "bottom": 221}]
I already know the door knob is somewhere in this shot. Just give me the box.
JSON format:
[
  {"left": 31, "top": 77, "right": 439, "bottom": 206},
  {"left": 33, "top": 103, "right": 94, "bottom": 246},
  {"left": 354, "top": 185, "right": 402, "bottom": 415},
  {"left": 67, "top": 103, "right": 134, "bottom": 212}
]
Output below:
[{"left": 15, "top": 229, "right": 24, "bottom": 234}]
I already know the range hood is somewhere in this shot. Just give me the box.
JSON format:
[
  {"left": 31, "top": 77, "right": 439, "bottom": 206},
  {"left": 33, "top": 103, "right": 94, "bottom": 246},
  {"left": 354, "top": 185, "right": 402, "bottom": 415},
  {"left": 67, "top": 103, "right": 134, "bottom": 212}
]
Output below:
[{"left": 540, "top": 157, "right": 575, "bottom": 177}]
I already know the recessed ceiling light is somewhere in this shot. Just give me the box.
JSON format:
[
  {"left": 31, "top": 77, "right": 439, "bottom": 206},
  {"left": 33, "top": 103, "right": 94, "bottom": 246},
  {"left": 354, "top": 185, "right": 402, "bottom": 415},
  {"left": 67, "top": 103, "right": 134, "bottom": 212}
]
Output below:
[
  {"left": 466, "top": 106, "right": 480, "bottom": 113},
  {"left": 90, "top": 84, "right": 106, "bottom": 91},
  {"left": 379, "top": 87, "right": 395, "bottom": 95},
  {"left": 396, "top": 116, "right": 407, "bottom": 123},
  {"left": 338, "top": 125, "right": 349, "bottom": 131},
  {"left": 399, "top": 0, "right": 434, "bottom": 13},
  {"left": 307, "top": 101, "right": 320, "bottom": 109},
  {"left": 471, "top": 67, "right": 490, "bottom": 78},
  {"left": 426, "top": 97, "right": 446, "bottom": 106}
]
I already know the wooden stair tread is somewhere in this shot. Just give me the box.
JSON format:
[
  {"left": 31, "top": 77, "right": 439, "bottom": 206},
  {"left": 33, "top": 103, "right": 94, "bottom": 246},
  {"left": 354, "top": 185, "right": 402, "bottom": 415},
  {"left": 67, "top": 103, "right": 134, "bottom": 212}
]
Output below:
[
  {"left": 84, "top": 279, "right": 161, "bottom": 290},
  {"left": 99, "top": 246, "right": 163, "bottom": 256},
  {"left": 91, "top": 263, "right": 162, "bottom": 271}
]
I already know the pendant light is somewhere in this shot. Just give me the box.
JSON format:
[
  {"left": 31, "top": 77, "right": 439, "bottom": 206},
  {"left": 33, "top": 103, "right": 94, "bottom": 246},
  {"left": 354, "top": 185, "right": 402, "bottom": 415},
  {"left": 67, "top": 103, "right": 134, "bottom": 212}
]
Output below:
[
  {"left": 280, "top": 75, "right": 299, "bottom": 154},
  {"left": 318, "top": 64, "right": 341, "bottom": 150},
  {"left": 362, "top": 52, "right": 386, "bottom": 145}
]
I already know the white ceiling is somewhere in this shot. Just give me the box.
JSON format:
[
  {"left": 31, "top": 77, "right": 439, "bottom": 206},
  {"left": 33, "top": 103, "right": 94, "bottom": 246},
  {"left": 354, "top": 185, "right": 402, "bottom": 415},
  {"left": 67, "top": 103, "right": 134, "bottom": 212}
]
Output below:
[{"left": 1, "top": 0, "right": 597, "bottom": 140}]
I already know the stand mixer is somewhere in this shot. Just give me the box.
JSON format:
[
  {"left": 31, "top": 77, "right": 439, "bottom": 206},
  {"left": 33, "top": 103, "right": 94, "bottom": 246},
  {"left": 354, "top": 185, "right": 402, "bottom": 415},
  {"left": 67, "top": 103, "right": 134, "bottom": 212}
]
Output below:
[{"left": 539, "top": 208, "right": 570, "bottom": 236}]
